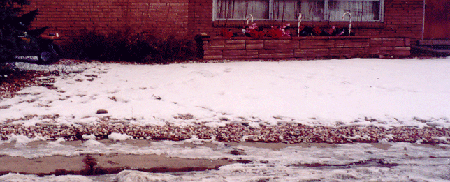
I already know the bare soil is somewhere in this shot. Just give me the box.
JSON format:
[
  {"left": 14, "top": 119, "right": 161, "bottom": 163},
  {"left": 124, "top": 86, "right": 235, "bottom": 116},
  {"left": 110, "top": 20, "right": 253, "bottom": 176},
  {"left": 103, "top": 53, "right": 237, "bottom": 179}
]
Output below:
[{"left": 0, "top": 153, "right": 234, "bottom": 176}]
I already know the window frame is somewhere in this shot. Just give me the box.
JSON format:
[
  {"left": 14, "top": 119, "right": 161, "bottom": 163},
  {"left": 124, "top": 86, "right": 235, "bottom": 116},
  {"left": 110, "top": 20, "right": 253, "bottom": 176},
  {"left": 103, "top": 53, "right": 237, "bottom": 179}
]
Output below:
[{"left": 212, "top": 0, "right": 384, "bottom": 22}]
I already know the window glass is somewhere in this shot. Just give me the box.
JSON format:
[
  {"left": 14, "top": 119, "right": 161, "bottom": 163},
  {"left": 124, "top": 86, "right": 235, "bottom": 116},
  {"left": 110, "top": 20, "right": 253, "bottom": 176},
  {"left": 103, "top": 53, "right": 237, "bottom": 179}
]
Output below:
[
  {"left": 328, "top": 0, "right": 380, "bottom": 21},
  {"left": 216, "top": 0, "right": 269, "bottom": 20},
  {"left": 273, "top": 0, "right": 324, "bottom": 21},
  {"left": 214, "top": 0, "right": 381, "bottom": 22}
]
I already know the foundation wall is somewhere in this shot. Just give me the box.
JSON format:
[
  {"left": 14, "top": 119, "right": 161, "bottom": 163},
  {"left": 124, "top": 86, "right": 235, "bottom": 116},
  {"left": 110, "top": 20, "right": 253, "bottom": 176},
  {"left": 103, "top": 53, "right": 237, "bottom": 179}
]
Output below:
[{"left": 203, "top": 37, "right": 411, "bottom": 60}]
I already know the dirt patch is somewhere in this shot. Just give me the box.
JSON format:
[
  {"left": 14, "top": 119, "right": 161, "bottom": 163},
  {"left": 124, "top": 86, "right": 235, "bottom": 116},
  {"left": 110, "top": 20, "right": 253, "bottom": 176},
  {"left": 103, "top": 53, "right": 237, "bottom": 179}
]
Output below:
[
  {"left": 0, "top": 69, "right": 56, "bottom": 99},
  {"left": 288, "top": 158, "right": 399, "bottom": 169},
  {"left": 0, "top": 153, "right": 234, "bottom": 176}
]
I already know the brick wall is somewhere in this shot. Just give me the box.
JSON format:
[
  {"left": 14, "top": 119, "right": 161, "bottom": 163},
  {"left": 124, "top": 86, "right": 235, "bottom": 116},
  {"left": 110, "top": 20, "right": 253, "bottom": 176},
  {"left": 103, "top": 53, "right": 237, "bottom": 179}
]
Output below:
[
  {"left": 380, "top": 0, "right": 424, "bottom": 40},
  {"left": 22, "top": 0, "right": 422, "bottom": 47},
  {"left": 187, "top": 0, "right": 212, "bottom": 36},
  {"left": 24, "top": 0, "right": 189, "bottom": 41}
]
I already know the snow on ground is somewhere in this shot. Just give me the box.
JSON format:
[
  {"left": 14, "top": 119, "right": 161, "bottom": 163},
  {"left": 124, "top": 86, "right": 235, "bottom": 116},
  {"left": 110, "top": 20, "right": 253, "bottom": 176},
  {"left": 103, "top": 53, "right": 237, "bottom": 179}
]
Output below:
[
  {"left": 1, "top": 139, "right": 450, "bottom": 181},
  {"left": 2, "top": 58, "right": 450, "bottom": 181},
  {"left": 2, "top": 58, "right": 450, "bottom": 127}
]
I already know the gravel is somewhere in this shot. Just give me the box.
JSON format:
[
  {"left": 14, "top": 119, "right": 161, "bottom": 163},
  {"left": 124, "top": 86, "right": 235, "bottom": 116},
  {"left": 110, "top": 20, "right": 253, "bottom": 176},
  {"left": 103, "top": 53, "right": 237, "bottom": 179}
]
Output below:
[{"left": 1, "top": 122, "right": 449, "bottom": 144}]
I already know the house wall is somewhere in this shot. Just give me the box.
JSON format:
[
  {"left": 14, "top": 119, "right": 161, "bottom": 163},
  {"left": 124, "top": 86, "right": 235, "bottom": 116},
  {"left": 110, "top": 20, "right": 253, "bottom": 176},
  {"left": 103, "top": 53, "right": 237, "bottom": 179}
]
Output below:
[
  {"left": 382, "top": 0, "right": 424, "bottom": 40},
  {"left": 24, "top": 0, "right": 190, "bottom": 41},
  {"left": 190, "top": 0, "right": 424, "bottom": 42},
  {"left": 424, "top": 0, "right": 450, "bottom": 39},
  {"left": 23, "top": 0, "right": 423, "bottom": 43}
]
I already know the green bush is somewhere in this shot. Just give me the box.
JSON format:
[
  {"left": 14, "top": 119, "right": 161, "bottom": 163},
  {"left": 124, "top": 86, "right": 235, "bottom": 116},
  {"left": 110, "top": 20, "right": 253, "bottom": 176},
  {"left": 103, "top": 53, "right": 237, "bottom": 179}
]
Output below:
[
  {"left": 65, "top": 29, "right": 198, "bottom": 64},
  {"left": 1, "top": 0, "right": 30, "bottom": 63}
]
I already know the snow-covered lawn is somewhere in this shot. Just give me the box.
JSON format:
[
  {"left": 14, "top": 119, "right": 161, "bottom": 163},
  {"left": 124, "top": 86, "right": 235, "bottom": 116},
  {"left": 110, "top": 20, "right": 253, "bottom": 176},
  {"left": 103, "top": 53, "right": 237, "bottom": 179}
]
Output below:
[{"left": 1, "top": 58, "right": 450, "bottom": 128}]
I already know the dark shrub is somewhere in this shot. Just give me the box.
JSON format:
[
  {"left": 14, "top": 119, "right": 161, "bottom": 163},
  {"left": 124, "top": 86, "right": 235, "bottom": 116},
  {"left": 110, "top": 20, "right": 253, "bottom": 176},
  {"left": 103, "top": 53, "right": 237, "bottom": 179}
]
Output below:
[
  {"left": 65, "top": 29, "right": 197, "bottom": 64},
  {"left": 65, "top": 30, "right": 108, "bottom": 61},
  {"left": 1, "top": 0, "right": 32, "bottom": 63},
  {"left": 146, "top": 36, "right": 196, "bottom": 64}
]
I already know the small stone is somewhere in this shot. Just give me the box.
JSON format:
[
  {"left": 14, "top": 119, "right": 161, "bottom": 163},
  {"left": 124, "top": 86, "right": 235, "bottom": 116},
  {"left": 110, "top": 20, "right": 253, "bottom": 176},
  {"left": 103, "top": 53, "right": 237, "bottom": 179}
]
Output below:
[
  {"left": 230, "top": 149, "right": 246, "bottom": 156},
  {"left": 153, "top": 95, "right": 162, "bottom": 100},
  {"left": 96, "top": 109, "right": 108, "bottom": 114}
]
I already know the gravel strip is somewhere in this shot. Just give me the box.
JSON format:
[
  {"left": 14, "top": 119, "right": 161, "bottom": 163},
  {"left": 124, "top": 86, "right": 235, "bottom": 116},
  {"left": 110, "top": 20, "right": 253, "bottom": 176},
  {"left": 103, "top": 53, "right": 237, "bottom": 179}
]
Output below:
[{"left": 2, "top": 122, "right": 449, "bottom": 144}]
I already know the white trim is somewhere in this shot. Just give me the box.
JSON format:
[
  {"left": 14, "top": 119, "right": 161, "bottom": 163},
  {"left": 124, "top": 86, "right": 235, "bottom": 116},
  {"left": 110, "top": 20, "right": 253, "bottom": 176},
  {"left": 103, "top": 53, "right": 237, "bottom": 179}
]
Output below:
[
  {"left": 324, "top": 0, "right": 329, "bottom": 20},
  {"left": 212, "top": 0, "right": 217, "bottom": 21},
  {"left": 422, "top": 0, "right": 425, "bottom": 40},
  {"left": 269, "top": 0, "right": 274, "bottom": 20},
  {"left": 380, "top": 0, "right": 384, "bottom": 22}
]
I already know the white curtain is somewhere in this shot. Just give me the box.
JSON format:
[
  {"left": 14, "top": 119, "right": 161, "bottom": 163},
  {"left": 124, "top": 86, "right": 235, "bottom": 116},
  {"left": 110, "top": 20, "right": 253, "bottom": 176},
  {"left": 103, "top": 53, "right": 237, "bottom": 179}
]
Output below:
[
  {"left": 328, "top": 1, "right": 380, "bottom": 21},
  {"left": 273, "top": 0, "right": 324, "bottom": 21},
  {"left": 216, "top": 0, "right": 269, "bottom": 20},
  {"left": 216, "top": 0, "right": 380, "bottom": 21}
]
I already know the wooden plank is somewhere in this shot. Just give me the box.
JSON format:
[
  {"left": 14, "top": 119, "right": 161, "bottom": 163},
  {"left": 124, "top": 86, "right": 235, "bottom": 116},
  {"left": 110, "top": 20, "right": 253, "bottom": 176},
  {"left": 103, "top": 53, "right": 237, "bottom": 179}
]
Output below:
[
  {"left": 203, "top": 50, "right": 222, "bottom": 56},
  {"left": 394, "top": 47, "right": 411, "bottom": 51},
  {"left": 224, "top": 43, "right": 245, "bottom": 50},
  {"left": 246, "top": 43, "right": 264, "bottom": 50},
  {"left": 223, "top": 50, "right": 246, "bottom": 56},
  {"left": 418, "top": 40, "right": 450, "bottom": 46},
  {"left": 299, "top": 40, "right": 334, "bottom": 48},
  {"left": 225, "top": 40, "right": 246, "bottom": 44},
  {"left": 264, "top": 40, "right": 298, "bottom": 50},
  {"left": 203, "top": 55, "right": 222, "bottom": 60},
  {"left": 294, "top": 48, "right": 328, "bottom": 58}
]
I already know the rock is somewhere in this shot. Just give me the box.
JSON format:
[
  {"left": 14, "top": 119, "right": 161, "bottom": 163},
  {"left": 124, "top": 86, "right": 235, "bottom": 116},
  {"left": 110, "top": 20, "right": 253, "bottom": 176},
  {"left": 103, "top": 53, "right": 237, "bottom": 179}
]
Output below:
[
  {"left": 96, "top": 109, "right": 108, "bottom": 114},
  {"left": 153, "top": 95, "right": 162, "bottom": 100},
  {"left": 230, "top": 148, "right": 246, "bottom": 156}
]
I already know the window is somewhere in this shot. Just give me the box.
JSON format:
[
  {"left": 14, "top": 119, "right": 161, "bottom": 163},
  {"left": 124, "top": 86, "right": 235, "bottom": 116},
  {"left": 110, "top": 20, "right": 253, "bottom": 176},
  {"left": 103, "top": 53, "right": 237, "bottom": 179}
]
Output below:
[{"left": 213, "top": 0, "right": 383, "bottom": 22}]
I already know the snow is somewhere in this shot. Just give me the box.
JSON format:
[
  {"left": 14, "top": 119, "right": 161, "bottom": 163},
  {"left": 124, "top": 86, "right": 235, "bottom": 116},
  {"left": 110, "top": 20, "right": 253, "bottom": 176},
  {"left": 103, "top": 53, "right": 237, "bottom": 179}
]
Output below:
[
  {"left": 2, "top": 58, "right": 450, "bottom": 127},
  {"left": 6, "top": 135, "right": 47, "bottom": 148},
  {"left": 108, "top": 132, "right": 133, "bottom": 141},
  {"left": 1, "top": 139, "right": 450, "bottom": 181},
  {"left": 2, "top": 58, "right": 450, "bottom": 181},
  {"left": 115, "top": 170, "right": 181, "bottom": 182},
  {"left": 0, "top": 173, "right": 95, "bottom": 182}
]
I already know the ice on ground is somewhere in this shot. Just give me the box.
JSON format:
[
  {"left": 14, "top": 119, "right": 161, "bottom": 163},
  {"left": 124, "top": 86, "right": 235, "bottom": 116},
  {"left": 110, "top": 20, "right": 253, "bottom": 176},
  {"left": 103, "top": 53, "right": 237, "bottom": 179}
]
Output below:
[
  {"left": 115, "top": 170, "right": 181, "bottom": 182},
  {"left": 0, "top": 173, "right": 94, "bottom": 182},
  {"left": 6, "top": 135, "right": 47, "bottom": 148},
  {"left": 108, "top": 132, "right": 133, "bottom": 141},
  {"left": 1, "top": 139, "right": 450, "bottom": 182}
]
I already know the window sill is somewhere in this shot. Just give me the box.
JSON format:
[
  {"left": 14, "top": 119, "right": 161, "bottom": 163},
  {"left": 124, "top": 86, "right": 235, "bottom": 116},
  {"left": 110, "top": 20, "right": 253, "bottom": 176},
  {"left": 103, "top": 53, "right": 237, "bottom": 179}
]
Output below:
[{"left": 212, "top": 20, "right": 385, "bottom": 29}]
